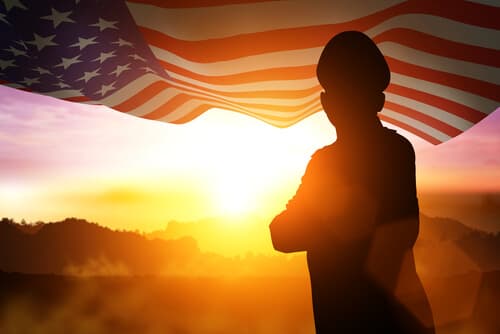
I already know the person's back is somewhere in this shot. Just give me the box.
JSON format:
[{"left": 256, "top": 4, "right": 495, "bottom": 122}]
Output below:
[{"left": 269, "top": 31, "right": 434, "bottom": 333}]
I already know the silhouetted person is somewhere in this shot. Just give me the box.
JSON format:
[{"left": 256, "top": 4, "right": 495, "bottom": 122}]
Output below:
[{"left": 270, "top": 31, "right": 434, "bottom": 333}]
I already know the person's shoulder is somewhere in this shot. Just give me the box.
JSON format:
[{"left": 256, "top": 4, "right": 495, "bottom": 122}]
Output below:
[
  {"left": 383, "top": 128, "right": 414, "bottom": 149},
  {"left": 310, "top": 142, "right": 338, "bottom": 161},
  {"left": 382, "top": 128, "right": 415, "bottom": 157}
]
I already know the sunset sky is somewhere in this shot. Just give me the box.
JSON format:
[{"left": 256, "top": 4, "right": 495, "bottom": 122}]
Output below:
[{"left": 0, "top": 85, "right": 499, "bottom": 232}]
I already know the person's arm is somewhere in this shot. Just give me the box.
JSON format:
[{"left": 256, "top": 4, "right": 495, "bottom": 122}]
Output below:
[{"left": 269, "top": 155, "right": 323, "bottom": 253}]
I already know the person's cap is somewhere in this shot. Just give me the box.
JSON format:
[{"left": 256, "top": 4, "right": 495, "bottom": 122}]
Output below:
[{"left": 317, "top": 31, "right": 390, "bottom": 94}]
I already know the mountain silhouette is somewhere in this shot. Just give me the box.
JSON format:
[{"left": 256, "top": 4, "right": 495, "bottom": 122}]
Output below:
[
  {"left": 1, "top": 215, "right": 498, "bottom": 277},
  {"left": 0, "top": 217, "right": 199, "bottom": 275},
  {"left": 0, "top": 216, "right": 499, "bottom": 333}
]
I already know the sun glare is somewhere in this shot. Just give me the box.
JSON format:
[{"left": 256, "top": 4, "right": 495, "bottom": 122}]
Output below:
[
  {"left": 215, "top": 180, "right": 253, "bottom": 216},
  {"left": 0, "top": 183, "right": 31, "bottom": 209}
]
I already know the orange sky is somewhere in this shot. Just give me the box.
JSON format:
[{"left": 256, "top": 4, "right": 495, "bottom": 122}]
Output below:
[{"left": 0, "top": 86, "right": 499, "bottom": 234}]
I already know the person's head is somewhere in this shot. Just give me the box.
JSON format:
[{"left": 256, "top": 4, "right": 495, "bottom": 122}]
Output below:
[{"left": 317, "top": 31, "right": 390, "bottom": 128}]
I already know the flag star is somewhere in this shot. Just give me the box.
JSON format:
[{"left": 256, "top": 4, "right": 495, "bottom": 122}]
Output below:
[
  {"left": 140, "top": 66, "right": 155, "bottom": 74},
  {"left": 0, "top": 59, "right": 16, "bottom": 70},
  {"left": 19, "top": 77, "right": 40, "bottom": 86},
  {"left": 70, "top": 36, "right": 98, "bottom": 50},
  {"left": 2, "top": 0, "right": 27, "bottom": 11},
  {"left": 33, "top": 66, "right": 51, "bottom": 75},
  {"left": 97, "top": 82, "right": 115, "bottom": 96},
  {"left": 129, "top": 54, "right": 145, "bottom": 62},
  {"left": 26, "top": 33, "right": 57, "bottom": 51},
  {"left": 93, "top": 50, "right": 115, "bottom": 64},
  {"left": 0, "top": 12, "right": 9, "bottom": 24},
  {"left": 41, "top": 8, "right": 75, "bottom": 28},
  {"left": 15, "top": 40, "right": 26, "bottom": 48},
  {"left": 90, "top": 17, "right": 118, "bottom": 31},
  {"left": 54, "top": 81, "right": 70, "bottom": 89},
  {"left": 110, "top": 63, "right": 130, "bottom": 77},
  {"left": 112, "top": 38, "right": 132, "bottom": 47},
  {"left": 4, "top": 46, "right": 26, "bottom": 57},
  {"left": 55, "top": 54, "right": 82, "bottom": 69},
  {"left": 77, "top": 68, "right": 100, "bottom": 83}
]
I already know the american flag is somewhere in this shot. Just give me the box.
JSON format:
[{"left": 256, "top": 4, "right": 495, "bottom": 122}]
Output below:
[{"left": 1, "top": 0, "right": 499, "bottom": 144}]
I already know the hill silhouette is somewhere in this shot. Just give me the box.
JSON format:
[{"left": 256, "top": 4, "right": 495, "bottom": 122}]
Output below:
[
  {"left": 0, "top": 215, "right": 499, "bottom": 333},
  {"left": 0, "top": 217, "right": 308, "bottom": 277},
  {"left": 1, "top": 215, "right": 499, "bottom": 277},
  {"left": 0, "top": 217, "right": 199, "bottom": 275}
]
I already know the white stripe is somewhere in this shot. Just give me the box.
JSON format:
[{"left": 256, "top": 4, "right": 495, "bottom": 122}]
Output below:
[
  {"left": 380, "top": 108, "right": 452, "bottom": 142},
  {"left": 385, "top": 92, "right": 473, "bottom": 130},
  {"left": 379, "top": 42, "right": 500, "bottom": 85},
  {"left": 366, "top": 14, "right": 500, "bottom": 50},
  {"left": 128, "top": 0, "right": 403, "bottom": 41},
  {"left": 391, "top": 73, "right": 498, "bottom": 113},
  {"left": 152, "top": 45, "right": 322, "bottom": 77},
  {"left": 47, "top": 89, "right": 84, "bottom": 99}
]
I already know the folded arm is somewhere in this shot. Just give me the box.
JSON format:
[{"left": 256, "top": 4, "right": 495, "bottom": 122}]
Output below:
[{"left": 269, "top": 156, "right": 325, "bottom": 253}]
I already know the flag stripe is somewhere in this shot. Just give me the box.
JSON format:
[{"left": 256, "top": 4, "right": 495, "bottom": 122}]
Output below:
[
  {"left": 381, "top": 108, "right": 452, "bottom": 142},
  {"left": 140, "top": 16, "right": 499, "bottom": 64},
  {"left": 385, "top": 101, "right": 462, "bottom": 137},
  {"left": 379, "top": 114, "right": 444, "bottom": 144},
  {"left": 385, "top": 93, "right": 474, "bottom": 131},
  {"left": 386, "top": 57, "right": 499, "bottom": 101},
  {"left": 386, "top": 84, "right": 485, "bottom": 123},
  {"left": 129, "top": 0, "right": 404, "bottom": 41},
  {"left": 380, "top": 42, "right": 499, "bottom": 85},
  {"left": 129, "top": 0, "right": 499, "bottom": 41},
  {"left": 373, "top": 28, "right": 500, "bottom": 67}
]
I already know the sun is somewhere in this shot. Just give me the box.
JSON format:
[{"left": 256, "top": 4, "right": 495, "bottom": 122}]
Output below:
[{"left": 212, "top": 173, "right": 257, "bottom": 217}]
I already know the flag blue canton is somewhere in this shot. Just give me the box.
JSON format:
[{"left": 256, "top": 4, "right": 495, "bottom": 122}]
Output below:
[{"left": 0, "top": 0, "right": 166, "bottom": 100}]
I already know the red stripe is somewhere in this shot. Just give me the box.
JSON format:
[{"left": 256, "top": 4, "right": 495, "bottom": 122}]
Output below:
[
  {"left": 374, "top": 28, "right": 500, "bottom": 68},
  {"left": 379, "top": 114, "right": 442, "bottom": 144},
  {"left": 385, "top": 101, "right": 462, "bottom": 137},
  {"left": 63, "top": 96, "right": 90, "bottom": 102},
  {"left": 386, "top": 84, "right": 486, "bottom": 123}
]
